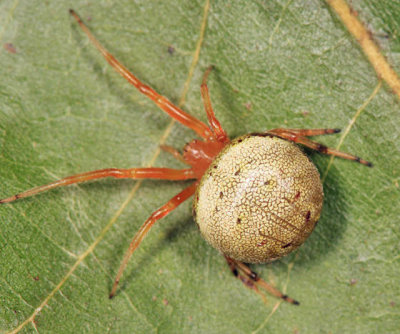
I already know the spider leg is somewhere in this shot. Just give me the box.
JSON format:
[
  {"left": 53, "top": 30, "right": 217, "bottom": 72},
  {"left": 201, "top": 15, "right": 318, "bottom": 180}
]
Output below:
[
  {"left": 268, "top": 128, "right": 372, "bottom": 167},
  {"left": 201, "top": 66, "right": 229, "bottom": 144},
  {"left": 160, "top": 145, "right": 190, "bottom": 165},
  {"left": 225, "top": 256, "right": 268, "bottom": 304},
  {"left": 109, "top": 182, "right": 198, "bottom": 298},
  {"left": 270, "top": 128, "right": 341, "bottom": 136},
  {"left": 0, "top": 168, "right": 195, "bottom": 204},
  {"left": 225, "top": 256, "right": 299, "bottom": 305},
  {"left": 69, "top": 10, "right": 214, "bottom": 141}
]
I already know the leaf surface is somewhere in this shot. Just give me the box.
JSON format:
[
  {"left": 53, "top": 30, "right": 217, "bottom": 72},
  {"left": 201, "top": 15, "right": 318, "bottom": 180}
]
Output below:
[{"left": 0, "top": 0, "right": 399, "bottom": 333}]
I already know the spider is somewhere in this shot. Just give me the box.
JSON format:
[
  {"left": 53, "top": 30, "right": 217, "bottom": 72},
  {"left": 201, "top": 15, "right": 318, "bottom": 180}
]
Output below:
[{"left": 0, "top": 10, "right": 371, "bottom": 305}]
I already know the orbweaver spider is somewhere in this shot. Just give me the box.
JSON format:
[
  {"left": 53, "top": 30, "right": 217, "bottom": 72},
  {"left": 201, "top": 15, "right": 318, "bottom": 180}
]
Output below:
[{"left": 0, "top": 10, "right": 372, "bottom": 305}]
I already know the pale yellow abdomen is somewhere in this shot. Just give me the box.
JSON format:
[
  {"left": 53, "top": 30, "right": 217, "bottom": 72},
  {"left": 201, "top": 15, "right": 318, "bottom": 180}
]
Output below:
[{"left": 193, "top": 134, "right": 323, "bottom": 263}]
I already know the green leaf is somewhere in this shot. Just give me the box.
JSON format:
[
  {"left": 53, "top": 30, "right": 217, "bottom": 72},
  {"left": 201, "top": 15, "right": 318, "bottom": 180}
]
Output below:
[{"left": 1, "top": 0, "right": 399, "bottom": 333}]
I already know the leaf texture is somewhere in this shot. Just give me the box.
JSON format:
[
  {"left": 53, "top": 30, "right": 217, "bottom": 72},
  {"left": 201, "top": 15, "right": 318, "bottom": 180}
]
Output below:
[{"left": 0, "top": 0, "right": 399, "bottom": 333}]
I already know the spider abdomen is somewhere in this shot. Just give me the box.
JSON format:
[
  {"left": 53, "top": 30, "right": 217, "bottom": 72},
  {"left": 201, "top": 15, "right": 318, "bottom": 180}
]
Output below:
[{"left": 193, "top": 134, "right": 323, "bottom": 263}]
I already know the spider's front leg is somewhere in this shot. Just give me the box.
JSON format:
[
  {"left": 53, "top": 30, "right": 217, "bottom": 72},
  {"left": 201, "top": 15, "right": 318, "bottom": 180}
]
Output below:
[
  {"left": 0, "top": 168, "right": 196, "bottom": 203},
  {"left": 69, "top": 9, "right": 215, "bottom": 142},
  {"left": 200, "top": 66, "right": 229, "bottom": 144}
]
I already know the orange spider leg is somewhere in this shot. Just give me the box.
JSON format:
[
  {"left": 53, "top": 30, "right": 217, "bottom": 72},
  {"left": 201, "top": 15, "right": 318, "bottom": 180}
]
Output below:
[
  {"left": 0, "top": 168, "right": 195, "bottom": 204},
  {"left": 201, "top": 66, "right": 229, "bottom": 144},
  {"left": 110, "top": 182, "right": 198, "bottom": 298},
  {"left": 225, "top": 256, "right": 299, "bottom": 305},
  {"left": 160, "top": 145, "right": 190, "bottom": 165},
  {"left": 272, "top": 128, "right": 341, "bottom": 136},
  {"left": 268, "top": 128, "right": 373, "bottom": 167},
  {"left": 69, "top": 10, "right": 214, "bottom": 141}
]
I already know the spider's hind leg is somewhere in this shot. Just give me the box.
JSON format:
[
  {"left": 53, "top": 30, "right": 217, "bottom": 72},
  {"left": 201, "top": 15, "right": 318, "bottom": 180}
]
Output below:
[
  {"left": 267, "top": 128, "right": 372, "bottom": 167},
  {"left": 225, "top": 256, "right": 299, "bottom": 305}
]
